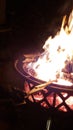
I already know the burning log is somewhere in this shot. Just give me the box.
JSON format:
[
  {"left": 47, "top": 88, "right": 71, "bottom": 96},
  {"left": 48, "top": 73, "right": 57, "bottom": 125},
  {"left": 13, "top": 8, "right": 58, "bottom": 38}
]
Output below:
[
  {"left": 26, "top": 79, "right": 57, "bottom": 96},
  {"left": 23, "top": 53, "right": 40, "bottom": 63}
]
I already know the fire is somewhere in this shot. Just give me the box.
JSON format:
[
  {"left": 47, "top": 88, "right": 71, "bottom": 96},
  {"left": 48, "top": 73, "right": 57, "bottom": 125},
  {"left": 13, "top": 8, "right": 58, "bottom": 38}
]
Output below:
[
  {"left": 22, "top": 10, "right": 73, "bottom": 112},
  {"left": 27, "top": 10, "right": 73, "bottom": 85}
]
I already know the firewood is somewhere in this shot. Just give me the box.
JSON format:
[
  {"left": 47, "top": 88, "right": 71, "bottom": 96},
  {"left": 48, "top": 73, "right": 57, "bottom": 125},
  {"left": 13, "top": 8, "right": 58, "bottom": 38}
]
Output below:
[{"left": 26, "top": 79, "right": 57, "bottom": 97}]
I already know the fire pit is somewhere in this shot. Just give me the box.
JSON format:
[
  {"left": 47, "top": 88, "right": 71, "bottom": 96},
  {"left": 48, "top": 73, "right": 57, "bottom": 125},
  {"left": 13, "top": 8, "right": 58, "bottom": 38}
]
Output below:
[
  {"left": 15, "top": 10, "right": 73, "bottom": 114},
  {"left": 15, "top": 54, "right": 73, "bottom": 113},
  {"left": 14, "top": 10, "right": 73, "bottom": 130}
]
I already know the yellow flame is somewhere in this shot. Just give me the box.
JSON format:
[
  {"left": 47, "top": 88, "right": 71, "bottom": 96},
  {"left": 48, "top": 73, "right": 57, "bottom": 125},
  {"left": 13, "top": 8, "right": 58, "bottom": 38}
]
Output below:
[{"left": 28, "top": 10, "right": 73, "bottom": 85}]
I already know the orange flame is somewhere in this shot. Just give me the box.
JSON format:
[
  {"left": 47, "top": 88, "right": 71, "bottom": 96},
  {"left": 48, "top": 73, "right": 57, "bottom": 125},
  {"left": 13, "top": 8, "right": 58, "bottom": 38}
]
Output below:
[{"left": 28, "top": 10, "right": 73, "bottom": 86}]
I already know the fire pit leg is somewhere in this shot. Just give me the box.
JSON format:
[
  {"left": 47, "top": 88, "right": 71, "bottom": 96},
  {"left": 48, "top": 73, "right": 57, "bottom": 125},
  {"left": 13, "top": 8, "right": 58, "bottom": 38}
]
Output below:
[
  {"left": 46, "top": 117, "right": 51, "bottom": 130},
  {"left": 46, "top": 115, "right": 73, "bottom": 130}
]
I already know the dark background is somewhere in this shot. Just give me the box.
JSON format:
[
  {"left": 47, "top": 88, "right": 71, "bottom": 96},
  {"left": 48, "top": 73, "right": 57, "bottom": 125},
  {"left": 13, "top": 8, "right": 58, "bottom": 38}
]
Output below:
[{"left": 0, "top": 0, "right": 73, "bottom": 57}]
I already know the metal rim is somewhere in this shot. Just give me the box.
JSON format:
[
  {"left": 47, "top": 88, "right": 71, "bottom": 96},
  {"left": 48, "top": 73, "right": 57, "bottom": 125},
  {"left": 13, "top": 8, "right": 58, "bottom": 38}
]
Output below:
[{"left": 14, "top": 55, "right": 73, "bottom": 92}]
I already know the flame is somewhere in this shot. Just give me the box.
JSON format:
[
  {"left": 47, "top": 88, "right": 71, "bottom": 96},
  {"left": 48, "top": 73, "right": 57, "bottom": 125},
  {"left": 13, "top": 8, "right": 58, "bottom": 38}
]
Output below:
[{"left": 27, "top": 10, "right": 73, "bottom": 85}]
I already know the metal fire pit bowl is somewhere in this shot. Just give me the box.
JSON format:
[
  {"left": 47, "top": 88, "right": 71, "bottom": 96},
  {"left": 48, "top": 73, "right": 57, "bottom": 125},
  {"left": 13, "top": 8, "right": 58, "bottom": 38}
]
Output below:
[{"left": 15, "top": 54, "right": 73, "bottom": 113}]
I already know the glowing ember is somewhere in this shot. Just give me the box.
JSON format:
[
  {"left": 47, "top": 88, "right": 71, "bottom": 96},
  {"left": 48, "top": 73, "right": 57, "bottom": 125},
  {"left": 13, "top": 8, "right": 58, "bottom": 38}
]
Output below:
[
  {"left": 24, "top": 80, "right": 73, "bottom": 112},
  {"left": 26, "top": 10, "right": 73, "bottom": 86},
  {"left": 65, "top": 96, "right": 73, "bottom": 109}
]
